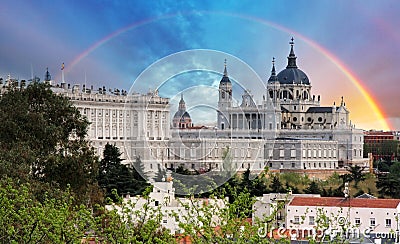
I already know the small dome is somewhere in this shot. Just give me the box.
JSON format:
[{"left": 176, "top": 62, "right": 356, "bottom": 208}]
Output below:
[
  {"left": 277, "top": 68, "right": 309, "bottom": 85},
  {"left": 173, "top": 110, "right": 191, "bottom": 119},
  {"left": 182, "top": 111, "right": 191, "bottom": 119}
]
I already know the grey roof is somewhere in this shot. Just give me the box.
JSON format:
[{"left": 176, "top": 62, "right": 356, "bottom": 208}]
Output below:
[
  {"left": 306, "top": 107, "right": 333, "bottom": 113},
  {"left": 355, "top": 193, "right": 376, "bottom": 199},
  {"left": 220, "top": 75, "right": 231, "bottom": 83},
  {"left": 174, "top": 110, "right": 191, "bottom": 119},
  {"left": 220, "top": 64, "right": 231, "bottom": 83},
  {"left": 277, "top": 67, "right": 310, "bottom": 85}
]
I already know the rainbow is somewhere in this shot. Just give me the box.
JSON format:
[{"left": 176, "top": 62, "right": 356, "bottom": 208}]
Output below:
[
  {"left": 64, "top": 11, "right": 390, "bottom": 130},
  {"left": 64, "top": 14, "right": 177, "bottom": 73}
]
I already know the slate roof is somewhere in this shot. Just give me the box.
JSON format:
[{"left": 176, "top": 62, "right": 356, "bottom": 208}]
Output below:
[{"left": 306, "top": 107, "right": 333, "bottom": 113}]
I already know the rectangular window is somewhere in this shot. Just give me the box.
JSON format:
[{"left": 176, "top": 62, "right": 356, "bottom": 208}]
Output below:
[
  {"left": 308, "top": 149, "right": 312, "bottom": 158},
  {"left": 370, "top": 218, "right": 376, "bottom": 227},
  {"left": 279, "top": 149, "right": 284, "bottom": 158},
  {"left": 355, "top": 218, "right": 361, "bottom": 226},
  {"left": 294, "top": 216, "right": 300, "bottom": 224},
  {"left": 277, "top": 211, "right": 283, "bottom": 220},
  {"left": 180, "top": 148, "right": 185, "bottom": 158},
  {"left": 309, "top": 216, "right": 315, "bottom": 225},
  {"left": 303, "top": 149, "right": 306, "bottom": 158},
  {"left": 386, "top": 219, "right": 391, "bottom": 228},
  {"left": 291, "top": 149, "right": 296, "bottom": 158},
  {"left": 291, "top": 162, "right": 295, "bottom": 168}
]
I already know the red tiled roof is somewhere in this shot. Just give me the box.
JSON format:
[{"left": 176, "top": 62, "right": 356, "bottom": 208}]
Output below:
[
  {"left": 289, "top": 197, "right": 400, "bottom": 209},
  {"left": 364, "top": 131, "right": 394, "bottom": 136}
]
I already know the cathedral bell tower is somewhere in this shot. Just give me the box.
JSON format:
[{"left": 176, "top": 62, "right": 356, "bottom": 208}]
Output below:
[
  {"left": 267, "top": 57, "right": 280, "bottom": 107},
  {"left": 217, "top": 60, "right": 232, "bottom": 130}
]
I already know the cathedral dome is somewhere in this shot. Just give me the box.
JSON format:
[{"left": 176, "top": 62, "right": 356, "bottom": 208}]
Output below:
[
  {"left": 181, "top": 111, "right": 191, "bottom": 119},
  {"left": 277, "top": 38, "right": 310, "bottom": 85},
  {"left": 277, "top": 68, "right": 309, "bottom": 85},
  {"left": 173, "top": 110, "right": 191, "bottom": 119}
]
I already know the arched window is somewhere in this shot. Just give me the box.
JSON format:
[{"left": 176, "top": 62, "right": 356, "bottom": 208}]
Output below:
[{"left": 303, "top": 91, "right": 308, "bottom": 100}]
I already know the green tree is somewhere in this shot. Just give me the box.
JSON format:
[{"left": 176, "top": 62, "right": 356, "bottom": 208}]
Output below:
[
  {"left": 270, "top": 175, "right": 284, "bottom": 193},
  {"left": 98, "top": 143, "right": 148, "bottom": 200},
  {"left": 344, "top": 165, "right": 367, "bottom": 188},
  {"left": 0, "top": 82, "right": 98, "bottom": 203},
  {"left": 377, "top": 162, "right": 400, "bottom": 198},
  {"left": 0, "top": 179, "right": 175, "bottom": 243},
  {"left": 175, "top": 165, "right": 192, "bottom": 175},
  {"left": 304, "top": 181, "right": 321, "bottom": 194},
  {"left": 0, "top": 179, "right": 94, "bottom": 243}
]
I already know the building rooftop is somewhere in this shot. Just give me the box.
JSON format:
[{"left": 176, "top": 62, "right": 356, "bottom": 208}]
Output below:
[
  {"left": 306, "top": 107, "right": 333, "bottom": 113},
  {"left": 289, "top": 196, "right": 400, "bottom": 209}
]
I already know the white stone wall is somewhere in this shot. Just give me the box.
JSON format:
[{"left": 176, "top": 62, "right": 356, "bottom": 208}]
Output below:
[
  {"left": 54, "top": 87, "right": 170, "bottom": 166},
  {"left": 286, "top": 204, "right": 400, "bottom": 237}
]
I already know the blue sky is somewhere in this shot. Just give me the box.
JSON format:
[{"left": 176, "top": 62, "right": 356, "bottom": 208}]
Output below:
[{"left": 1, "top": 0, "right": 399, "bottom": 130}]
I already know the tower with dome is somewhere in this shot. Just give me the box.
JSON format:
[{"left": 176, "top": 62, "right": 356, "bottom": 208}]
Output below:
[{"left": 172, "top": 94, "right": 193, "bottom": 129}]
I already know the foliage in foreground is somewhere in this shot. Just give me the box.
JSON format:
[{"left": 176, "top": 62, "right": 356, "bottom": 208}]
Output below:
[
  {"left": 0, "top": 178, "right": 284, "bottom": 243},
  {"left": 0, "top": 179, "right": 175, "bottom": 243},
  {"left": 0, "top": 82, "right": 100, "bottom": 205},
  {"left": 1, "top": 177, "right": 378, "bottom": 244}
]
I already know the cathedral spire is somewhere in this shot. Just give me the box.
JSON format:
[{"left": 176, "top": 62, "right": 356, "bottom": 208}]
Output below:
[
  {"left": 286, "top": 37, "right": 298, "bottom": 68},
  {"left": 44, "top": 67, "right": 51, "bottom": 82},
  {"left": 223, "top": 59, "right": 228, "bottom": 77},
  {"left": 220, "top": 59, "right": 231, "bottom": 83},
  {"left": 179, "top": 93, "right": 186, "bottom": 111},
  {"left": 268, "top": 57, "right": 278, "bottom": 82}
]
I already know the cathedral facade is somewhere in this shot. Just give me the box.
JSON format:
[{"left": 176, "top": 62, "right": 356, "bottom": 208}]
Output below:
[{"left": 173, "top": 39, "right": 366, "bottom": 173}]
